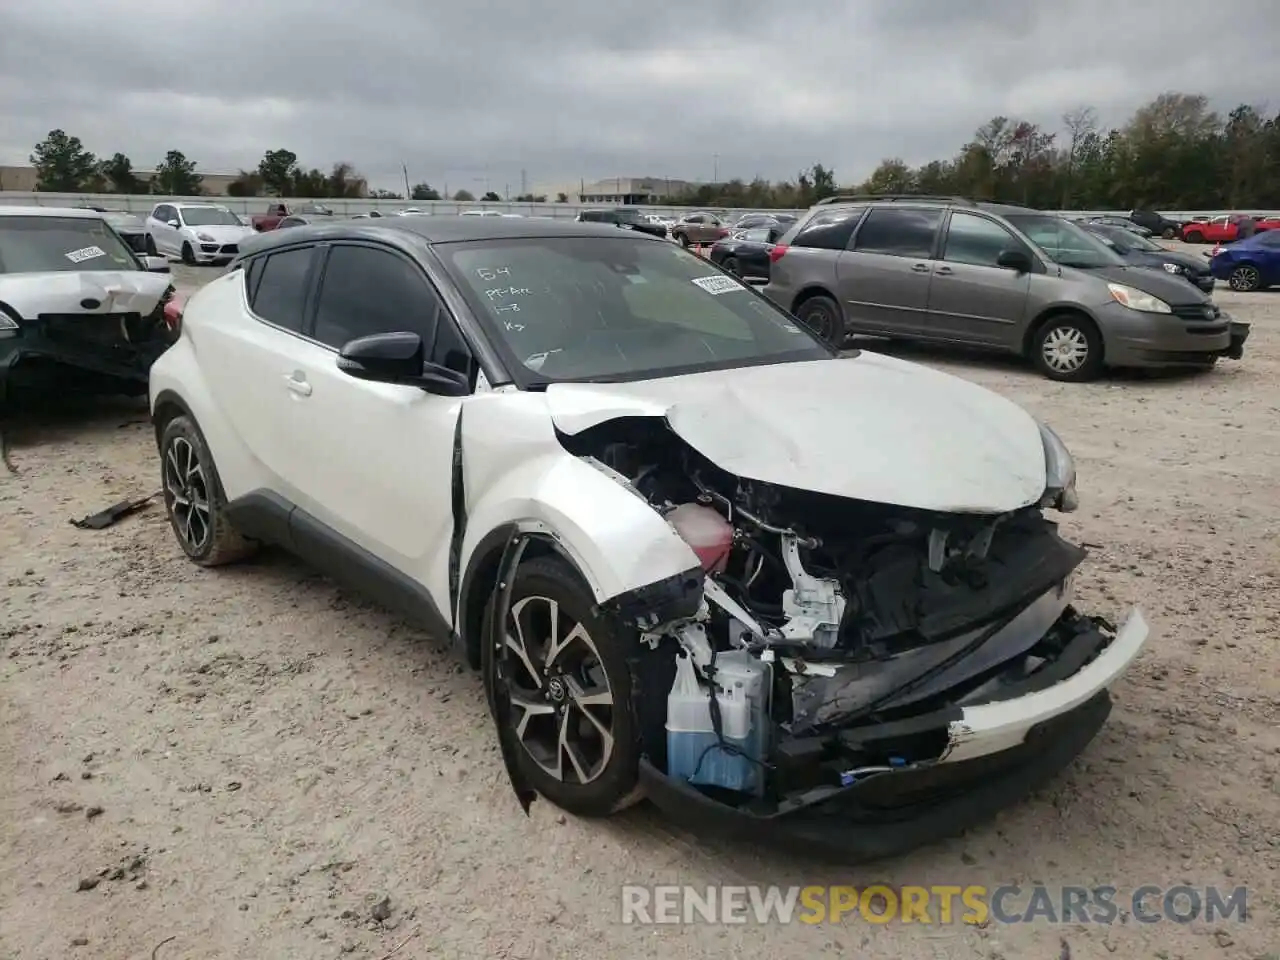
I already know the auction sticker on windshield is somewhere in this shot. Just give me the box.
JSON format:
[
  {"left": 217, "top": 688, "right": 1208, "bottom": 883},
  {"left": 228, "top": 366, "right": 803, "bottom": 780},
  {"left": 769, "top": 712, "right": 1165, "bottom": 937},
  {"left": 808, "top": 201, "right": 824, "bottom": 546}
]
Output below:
[
  {"left": 691, "top": 275, "right": 743, "bottom": 295},
  {"left": 65, "top": 245, "right": 107, "bottom": 264}
]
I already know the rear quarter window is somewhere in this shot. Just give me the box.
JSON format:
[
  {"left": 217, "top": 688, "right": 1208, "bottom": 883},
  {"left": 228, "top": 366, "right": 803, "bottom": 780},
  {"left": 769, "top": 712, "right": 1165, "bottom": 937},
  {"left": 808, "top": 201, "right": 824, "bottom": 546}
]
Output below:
[{"left": 791, "top": 207, "right": 866, "bottom": 251}]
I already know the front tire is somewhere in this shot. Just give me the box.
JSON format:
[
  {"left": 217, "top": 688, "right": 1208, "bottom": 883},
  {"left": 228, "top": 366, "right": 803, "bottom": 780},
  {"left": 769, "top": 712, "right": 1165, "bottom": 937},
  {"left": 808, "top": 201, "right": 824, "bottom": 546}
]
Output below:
[
  {"left": 181, "top": 242, "right": 196, "bottom": 266},
  {"left": 489, "top": 556, "right": 642, "bottom": 818},
  {"left": 722, "top": 256, "right": 741, "bottom": 276},
  {"left": 676, "top": 232, "right": 690, "bottom": 248},
  {"left": 794, "top": 294, "right": 846, "bottom": 348},
  {"left": 159, "top": 415, "right": 257, "bottom": 566},
  {"left": 1228, "top": 264, "right": 1262, "bottom": 292},
  {"left": 145, "top": 235, "right": 158, "bottom": 256},
  {"left": 1184, "top": 230, "right": 1204, "bottom": 244},
  {"left": 1030, "top": 314, "right": 1105, "bottom": 382}
]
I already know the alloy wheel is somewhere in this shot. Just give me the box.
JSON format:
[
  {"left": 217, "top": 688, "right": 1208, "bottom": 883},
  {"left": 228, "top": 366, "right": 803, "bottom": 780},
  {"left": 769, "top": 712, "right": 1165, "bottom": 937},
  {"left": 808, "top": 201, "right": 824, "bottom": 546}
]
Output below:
[
  {"left": 163, "top": 436, "right": 212, "bottom": 552},
  {"left": 1041, "top": 325, "right": 1090, "bottom": 374},
  {"left": 1229, "top": 265, "right": 1260, "bottom": 292},
  {"left": 501, "top": 594, "right": 615, "bottom": 785}
]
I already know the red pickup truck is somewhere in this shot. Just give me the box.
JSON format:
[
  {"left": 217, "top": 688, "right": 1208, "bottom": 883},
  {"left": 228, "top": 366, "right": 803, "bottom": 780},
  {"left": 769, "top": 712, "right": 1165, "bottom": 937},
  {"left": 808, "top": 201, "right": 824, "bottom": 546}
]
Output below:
[{"left": 250, "top": 202, "right": 335, "bottom": 232}]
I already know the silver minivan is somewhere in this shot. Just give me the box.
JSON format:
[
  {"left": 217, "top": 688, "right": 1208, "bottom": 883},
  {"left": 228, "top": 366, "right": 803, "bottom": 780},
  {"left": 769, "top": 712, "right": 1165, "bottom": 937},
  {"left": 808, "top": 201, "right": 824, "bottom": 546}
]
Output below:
[{"left": 763, "top": 195, "right": 1249, "bottom": 382}]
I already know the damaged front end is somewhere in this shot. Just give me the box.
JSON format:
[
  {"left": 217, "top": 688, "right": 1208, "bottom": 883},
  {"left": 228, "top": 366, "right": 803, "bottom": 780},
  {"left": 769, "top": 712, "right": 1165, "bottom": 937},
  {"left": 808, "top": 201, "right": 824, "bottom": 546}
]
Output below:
[
  {"left": 491, "top": 416, "right": 1150, "bottom": 858},
  {"left": 0, "top": 273, "right": 179, "bottom": 407}
]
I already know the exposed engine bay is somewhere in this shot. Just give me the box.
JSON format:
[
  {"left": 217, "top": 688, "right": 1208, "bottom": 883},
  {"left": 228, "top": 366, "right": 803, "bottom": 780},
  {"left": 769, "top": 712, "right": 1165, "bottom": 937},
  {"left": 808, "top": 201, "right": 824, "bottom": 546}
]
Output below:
[{"left": 559, "top": 417, "right": 1106, "bottom": 808}]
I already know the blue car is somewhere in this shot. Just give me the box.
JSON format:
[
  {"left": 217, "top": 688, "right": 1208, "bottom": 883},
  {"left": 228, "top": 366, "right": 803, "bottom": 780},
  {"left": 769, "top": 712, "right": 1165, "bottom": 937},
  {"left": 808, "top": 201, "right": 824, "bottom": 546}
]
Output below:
[{"left": 1209, "top": 230, "right": 1280, "bottom": 291}]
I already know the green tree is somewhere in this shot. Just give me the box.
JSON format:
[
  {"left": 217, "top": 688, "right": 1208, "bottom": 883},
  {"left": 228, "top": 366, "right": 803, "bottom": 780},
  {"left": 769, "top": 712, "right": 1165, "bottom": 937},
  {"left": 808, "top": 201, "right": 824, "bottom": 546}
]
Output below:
[
  {"left": 327, "top": 162, "right": 364, "bottom": 199},
  {"left": 411, "top": 182, "right": 441, "bottom": 200},
  {"left": 153, "top": 150, "right": 202, "bottom": 195},
  {"left": 481, "top": 191, "right": 501, "bottom": 202},
  {"left": 258, "top": 148, "right": 298, "bottom": 196},
  {"left": 227, "top": 170, "right": 264, "bottom": 197},
  {"left": 100, "top": 152, "right": 145, "bottom": 194},
  {"left": 452, "top": 189, "right": 475, "bottom": 201},
  {"left": 369, "top": 188, "right": 402, "bottom": 199},
  {"left": 556, "top": 192, "right": 569, "bottom": 203},
  {"left": 290, "top": 167, "right": 328, "bottom": 197},
  {"left": 29, "top": 129, "right": 99, "bottom": 192}
]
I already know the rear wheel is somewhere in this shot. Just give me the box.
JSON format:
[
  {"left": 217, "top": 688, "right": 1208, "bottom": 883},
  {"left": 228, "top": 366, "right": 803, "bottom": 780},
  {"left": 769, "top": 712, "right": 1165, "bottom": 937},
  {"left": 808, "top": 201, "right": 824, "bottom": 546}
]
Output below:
[
  {"left": 1161, "top": 227, "right": 1175, "bottom": 240},
  {"left": 1228, "top": 264, "right": 1262, "bottom": 292},
  {"left": 180, "top": 242, "right": 195, "bottom": 265},
  {"left": 1030, "top": 314, "right": 1105, "bottom": 382},
  {"left": 722, "top": 256, "right": 741, "bottom": 276},
  {"left": 488, "top": 556, "right": 642, "bottom": 818},
  {"left": 159, "top": 415, "right": 257, "bottom": 566},
  {"left": 794, "top": 294, "right": 845, "bottom": 348}
]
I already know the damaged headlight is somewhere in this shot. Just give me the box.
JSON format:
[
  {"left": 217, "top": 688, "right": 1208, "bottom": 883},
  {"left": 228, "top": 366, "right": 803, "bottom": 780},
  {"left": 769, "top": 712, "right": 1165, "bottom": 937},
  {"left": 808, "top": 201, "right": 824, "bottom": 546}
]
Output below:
[{"left": 1038, "top": 421, "right": 1078, "bottom": 512}]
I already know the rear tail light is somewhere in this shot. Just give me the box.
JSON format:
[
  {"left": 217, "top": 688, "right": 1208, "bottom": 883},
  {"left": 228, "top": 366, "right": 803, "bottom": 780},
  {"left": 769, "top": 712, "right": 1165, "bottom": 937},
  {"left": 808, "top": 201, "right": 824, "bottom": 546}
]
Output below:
[{"left": 768, "top": 244, "right": 790, "bottom": 263}]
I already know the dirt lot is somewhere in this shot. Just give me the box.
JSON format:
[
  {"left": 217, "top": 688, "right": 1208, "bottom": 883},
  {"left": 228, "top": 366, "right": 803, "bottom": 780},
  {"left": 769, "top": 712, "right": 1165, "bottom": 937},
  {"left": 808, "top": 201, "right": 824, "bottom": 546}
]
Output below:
[{"left": 2, "top": 255, "right": 1279, "bottom": 960}]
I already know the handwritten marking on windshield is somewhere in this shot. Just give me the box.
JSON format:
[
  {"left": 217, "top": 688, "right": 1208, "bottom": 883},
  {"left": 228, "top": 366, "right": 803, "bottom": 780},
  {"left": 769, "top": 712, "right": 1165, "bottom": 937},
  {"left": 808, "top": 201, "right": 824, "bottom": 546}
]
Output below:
[
  {"left": 485, "top": 286, "right": 532, "bottom": 300},
  {"left": 476, "top": 266, "right": 511, "bottom": 281},
  {"left": 691, "top": 275, "right": 743, "bottom": 295},
  {"left": 65, "top": 246, "right": 107, "bottom": 264}
]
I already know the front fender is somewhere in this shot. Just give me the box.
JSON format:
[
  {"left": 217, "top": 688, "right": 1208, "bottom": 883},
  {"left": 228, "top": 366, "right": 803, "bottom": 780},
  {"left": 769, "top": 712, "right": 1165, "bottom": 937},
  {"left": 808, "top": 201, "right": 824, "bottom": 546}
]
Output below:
[
  {"left": 149, "top": 331, "right": 266, "bottom": 501},
  {"left": 458, "top": 392, "right": 700, "bottom": 604}
]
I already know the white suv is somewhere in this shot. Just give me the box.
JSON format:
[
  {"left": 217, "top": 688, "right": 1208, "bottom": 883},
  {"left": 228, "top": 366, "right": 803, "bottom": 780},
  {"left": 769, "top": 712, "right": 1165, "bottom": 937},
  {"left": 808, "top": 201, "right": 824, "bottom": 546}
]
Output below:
[
  {"left": 148, "top": 215, "right": 1148, "bottom": 858},
  {"left": 145, "top": 202, "right": 254, "bottom": 265}
]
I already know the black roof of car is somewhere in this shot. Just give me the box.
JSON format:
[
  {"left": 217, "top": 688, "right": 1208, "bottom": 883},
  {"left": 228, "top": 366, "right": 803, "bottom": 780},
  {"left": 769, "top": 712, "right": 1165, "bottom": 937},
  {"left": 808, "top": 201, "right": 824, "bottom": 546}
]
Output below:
[{"left": 236, "top": 215, "right": 648, "bottom": 258}]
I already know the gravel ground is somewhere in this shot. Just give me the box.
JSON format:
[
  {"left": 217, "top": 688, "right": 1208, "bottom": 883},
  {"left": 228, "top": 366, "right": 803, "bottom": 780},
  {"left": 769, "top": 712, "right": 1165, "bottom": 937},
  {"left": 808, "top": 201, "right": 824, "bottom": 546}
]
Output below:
[{"left": 2, "top": 250, "right": 1279, "bottom": 960}]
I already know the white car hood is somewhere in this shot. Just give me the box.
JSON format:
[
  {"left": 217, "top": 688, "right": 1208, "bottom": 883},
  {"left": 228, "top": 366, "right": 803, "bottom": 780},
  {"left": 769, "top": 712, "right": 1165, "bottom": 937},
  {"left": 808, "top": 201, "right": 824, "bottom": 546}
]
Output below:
[
  {"left": 544, "top": 354, "right": 1048, "bottom": 514},
  {"left": 184, "top": 224, "right": 252, "bottom": 243},
  {"left": 0, "top": 271, "right": 171, "bottom": 318}
]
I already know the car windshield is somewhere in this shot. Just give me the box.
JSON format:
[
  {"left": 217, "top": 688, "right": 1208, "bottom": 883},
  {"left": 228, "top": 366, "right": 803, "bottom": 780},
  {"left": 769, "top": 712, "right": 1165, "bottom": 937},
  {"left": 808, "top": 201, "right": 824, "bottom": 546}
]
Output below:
[
  {"left": 614, "top": 210, "right": 645, "bottom": 222},
  {"left": 438, "top": 236, "right": 832, "bottom": 384},
  {"left": 742, "top": 228, "right": 773, "bottom": 242},
  {"left": 1116, "top": 230, "right": 1163, "bottom": 252},
  {"left": 1006, "top": 214, "right": 1125, "bottom": 269},
  {"left": 0, "top": 216, "right": 138, "bottom": 274},
  {"left": 180, "top": 206, "right": 242, "bottom": 226}
]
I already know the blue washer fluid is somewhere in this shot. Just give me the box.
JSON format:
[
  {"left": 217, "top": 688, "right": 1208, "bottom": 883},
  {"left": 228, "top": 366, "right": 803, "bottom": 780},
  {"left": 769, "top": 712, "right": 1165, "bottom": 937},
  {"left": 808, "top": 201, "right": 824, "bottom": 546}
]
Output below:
[{"left": 665, "top": 650, "right": 769, "bottom": 796}]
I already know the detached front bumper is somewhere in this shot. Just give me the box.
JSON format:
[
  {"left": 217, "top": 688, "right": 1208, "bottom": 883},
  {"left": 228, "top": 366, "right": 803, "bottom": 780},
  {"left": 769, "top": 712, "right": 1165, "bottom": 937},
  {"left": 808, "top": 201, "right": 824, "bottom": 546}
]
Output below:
[{"left": 639, "top": 608, "right": 1150, "bottom": 862}]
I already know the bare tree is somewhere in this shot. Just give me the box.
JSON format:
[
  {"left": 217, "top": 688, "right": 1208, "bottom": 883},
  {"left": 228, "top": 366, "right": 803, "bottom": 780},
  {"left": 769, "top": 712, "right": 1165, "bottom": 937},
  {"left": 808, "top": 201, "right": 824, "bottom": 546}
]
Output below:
[{"left": 1061, "top": 106, "right": 1098, "bottom": 208}]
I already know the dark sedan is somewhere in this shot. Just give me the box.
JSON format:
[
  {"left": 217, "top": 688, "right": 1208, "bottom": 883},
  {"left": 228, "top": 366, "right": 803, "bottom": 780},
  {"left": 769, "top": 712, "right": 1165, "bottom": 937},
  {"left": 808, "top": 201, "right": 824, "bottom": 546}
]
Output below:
[
  {"left": 708, "top": 225, "right": 784, "bottom": 280},
  {"left": 1082, "top": 223, "right": 1216, "bottom": 294}
]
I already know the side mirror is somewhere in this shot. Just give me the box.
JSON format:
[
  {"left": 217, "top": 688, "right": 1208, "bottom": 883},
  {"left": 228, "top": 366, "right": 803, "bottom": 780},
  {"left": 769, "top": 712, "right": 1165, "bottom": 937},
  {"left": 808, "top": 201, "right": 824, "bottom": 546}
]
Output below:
[
  {"left": 142, "top": 256, "right": 170, "bottom": 273},
  {"left": 996, "top": 249, "right": 1032, "bottom": 273},
  {"left": 166, "top": 219, "right": 180, "bottom": 228},
  {"left": 337, "top": 331, "right": 470, "bottom": 396}
]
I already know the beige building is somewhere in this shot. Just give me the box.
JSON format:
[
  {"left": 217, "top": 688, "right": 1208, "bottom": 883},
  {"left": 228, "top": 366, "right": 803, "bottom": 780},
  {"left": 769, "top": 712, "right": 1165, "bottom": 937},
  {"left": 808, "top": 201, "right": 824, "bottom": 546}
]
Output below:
[{"left": 573, "top": 177, "right": 701, "bottom": 205}]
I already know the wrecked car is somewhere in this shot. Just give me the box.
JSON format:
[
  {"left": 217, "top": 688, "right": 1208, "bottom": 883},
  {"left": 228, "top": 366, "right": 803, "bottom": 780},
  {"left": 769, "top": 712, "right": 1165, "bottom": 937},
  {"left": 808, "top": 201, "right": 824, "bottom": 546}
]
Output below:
[
  {"left": 0, "top": 206, "right": 178, "bottom": 407},
  {"left": 148, "top": 216, "right": 1150, "bottom": 859}
]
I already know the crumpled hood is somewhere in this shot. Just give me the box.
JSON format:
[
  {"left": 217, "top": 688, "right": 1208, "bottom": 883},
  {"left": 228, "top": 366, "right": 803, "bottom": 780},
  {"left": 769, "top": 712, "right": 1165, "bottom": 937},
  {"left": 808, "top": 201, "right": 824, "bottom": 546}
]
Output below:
[
  {"left": 0, "top": 271, "right": 171, "bottom": 318},
  {"left": 185, "top": 223, "right": 253, "bottom": 243},
  {"left": 545, "top": 354, "right": 1048, "bottom": 514}
]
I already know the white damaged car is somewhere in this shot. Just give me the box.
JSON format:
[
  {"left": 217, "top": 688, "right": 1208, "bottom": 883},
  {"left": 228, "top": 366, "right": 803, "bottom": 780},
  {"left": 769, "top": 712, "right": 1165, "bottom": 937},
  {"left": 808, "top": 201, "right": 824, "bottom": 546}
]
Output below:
[
  {"left": 0, "top": 206, "right": 177, "bottom": 406},
  {"left": 148, "top": 217, "right": 1150, "bottom": 859}
]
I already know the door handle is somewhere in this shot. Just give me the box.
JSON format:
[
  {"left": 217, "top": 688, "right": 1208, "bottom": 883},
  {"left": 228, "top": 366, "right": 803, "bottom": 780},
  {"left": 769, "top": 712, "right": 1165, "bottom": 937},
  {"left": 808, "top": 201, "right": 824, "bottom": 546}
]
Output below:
[
  {"left": 284, "top": 374, "right": 312, "bottom": 397},
  {"left": 935, "top": 266, "right": 954, "bottom": 276},
  {"left": 911, "top": 263, "right": 930, "bottom": 273}
]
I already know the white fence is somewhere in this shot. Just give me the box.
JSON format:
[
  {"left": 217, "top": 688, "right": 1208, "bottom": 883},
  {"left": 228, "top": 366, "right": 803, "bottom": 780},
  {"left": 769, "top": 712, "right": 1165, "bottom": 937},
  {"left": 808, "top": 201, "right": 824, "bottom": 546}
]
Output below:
[{"left": 1, "top": 191, "right": 1277, "bottom": 222}]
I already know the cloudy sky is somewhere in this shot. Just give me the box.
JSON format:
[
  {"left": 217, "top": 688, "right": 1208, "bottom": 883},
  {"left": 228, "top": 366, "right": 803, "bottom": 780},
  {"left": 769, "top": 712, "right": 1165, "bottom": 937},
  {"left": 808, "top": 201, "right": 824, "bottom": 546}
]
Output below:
[{"left": 3, "top": 0, "right": 1278, "bottom": 193}]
